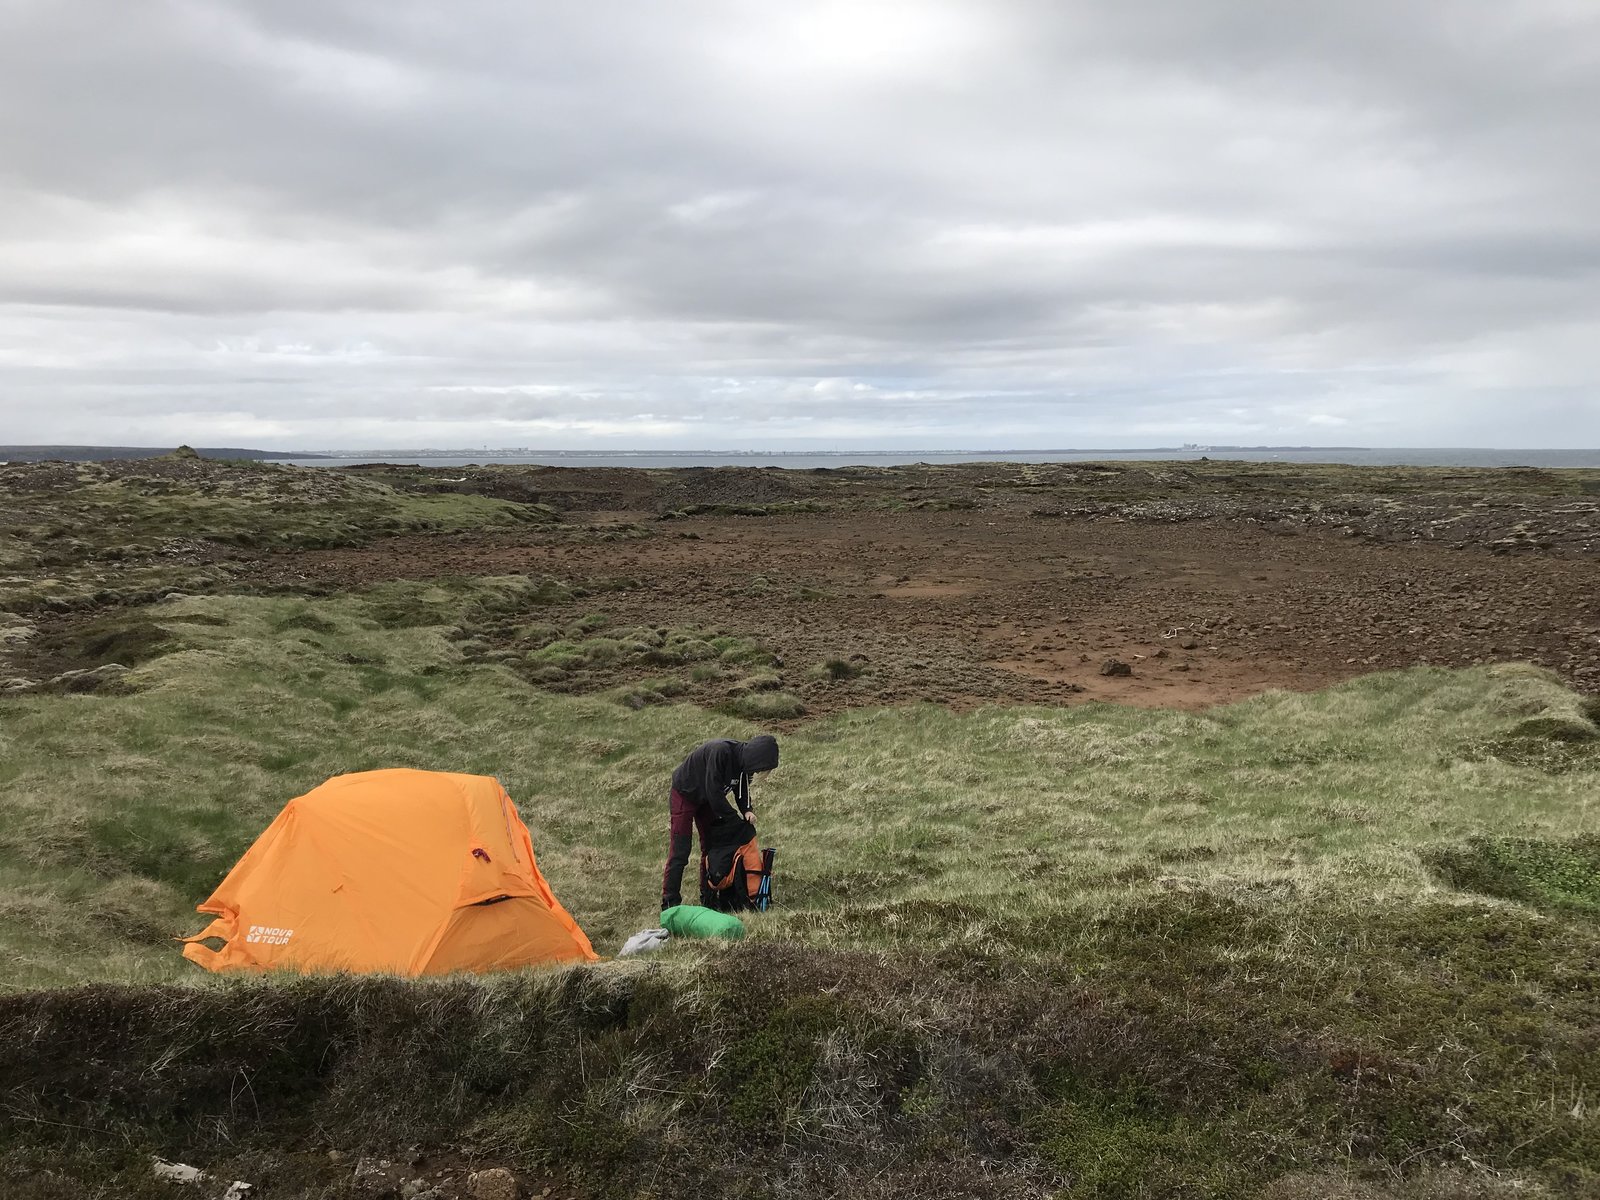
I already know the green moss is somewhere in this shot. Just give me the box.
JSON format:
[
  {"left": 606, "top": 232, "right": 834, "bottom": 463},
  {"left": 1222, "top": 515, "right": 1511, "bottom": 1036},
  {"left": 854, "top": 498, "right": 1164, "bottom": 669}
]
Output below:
[
  {"left": 1426, "top": 835, "right": 1600, "bottom": 913},
  {"left": 1031, "top": 1093, "right": 1244, "bottom": 1199},
  {"left": 719, "top": 995, "right": 844, "bottom": 1126}
]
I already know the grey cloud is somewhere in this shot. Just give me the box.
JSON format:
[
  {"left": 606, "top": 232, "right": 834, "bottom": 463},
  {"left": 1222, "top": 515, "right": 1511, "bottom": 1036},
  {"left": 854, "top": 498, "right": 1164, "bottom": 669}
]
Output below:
[{"left": 1, "top": 0, "right": 1597, "bottom": 448}]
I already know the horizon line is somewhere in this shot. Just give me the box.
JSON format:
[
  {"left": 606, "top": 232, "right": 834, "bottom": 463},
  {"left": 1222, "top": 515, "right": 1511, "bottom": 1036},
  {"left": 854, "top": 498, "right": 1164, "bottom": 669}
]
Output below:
[{"left": 8, "top": 443, "right": 1600, "bottom": 456}]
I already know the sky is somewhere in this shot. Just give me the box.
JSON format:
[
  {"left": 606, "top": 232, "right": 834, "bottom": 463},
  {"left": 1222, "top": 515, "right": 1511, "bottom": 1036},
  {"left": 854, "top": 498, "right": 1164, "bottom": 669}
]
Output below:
[{"left": 2, "top": 1, "right": 1598, "bottom": 451}]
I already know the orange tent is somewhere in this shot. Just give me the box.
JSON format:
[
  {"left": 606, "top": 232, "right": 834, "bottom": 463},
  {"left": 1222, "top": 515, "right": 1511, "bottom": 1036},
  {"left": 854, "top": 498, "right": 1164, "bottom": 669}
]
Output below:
[{"left": 182, "top": 769, "right": 597, "bottom": 975}]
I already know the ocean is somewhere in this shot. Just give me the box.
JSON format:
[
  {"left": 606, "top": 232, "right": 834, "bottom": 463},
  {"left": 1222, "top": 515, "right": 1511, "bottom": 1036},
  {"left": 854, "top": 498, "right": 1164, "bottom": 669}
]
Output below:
[{"left": 268, "top": 448, "right": 1600, "bottom": 470}]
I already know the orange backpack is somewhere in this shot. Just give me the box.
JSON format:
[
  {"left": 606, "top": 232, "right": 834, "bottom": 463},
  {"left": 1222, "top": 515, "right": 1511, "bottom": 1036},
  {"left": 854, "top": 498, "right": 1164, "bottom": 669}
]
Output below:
[{"left": 701, "top": 838, "right": 775, "bottom": 912}]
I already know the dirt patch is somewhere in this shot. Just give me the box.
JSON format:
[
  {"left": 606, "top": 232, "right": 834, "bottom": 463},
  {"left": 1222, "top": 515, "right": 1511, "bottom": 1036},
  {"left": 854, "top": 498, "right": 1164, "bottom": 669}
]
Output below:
[
  {"left": 242, "top": 507, "right": 1600, "bottom": 715},
  {"left": 12, "top": 457, "right": 1599, "bottom": 715}
]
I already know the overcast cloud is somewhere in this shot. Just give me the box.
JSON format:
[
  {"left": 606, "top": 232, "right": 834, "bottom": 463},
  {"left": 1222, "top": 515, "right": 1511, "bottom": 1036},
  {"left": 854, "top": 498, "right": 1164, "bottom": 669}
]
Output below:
[{"left": 2, "top": 0, "right": 1597, "bottom": 449}]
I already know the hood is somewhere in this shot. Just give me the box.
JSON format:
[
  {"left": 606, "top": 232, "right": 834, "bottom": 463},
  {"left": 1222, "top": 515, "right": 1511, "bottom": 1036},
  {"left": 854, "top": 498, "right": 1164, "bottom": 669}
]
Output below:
[{"left": 739, "top": 734, "right": 779, "bottom": 774}]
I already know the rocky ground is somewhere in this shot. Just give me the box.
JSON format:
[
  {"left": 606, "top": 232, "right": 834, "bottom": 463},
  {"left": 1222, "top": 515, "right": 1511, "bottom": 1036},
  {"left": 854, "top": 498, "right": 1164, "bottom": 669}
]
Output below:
[
  {"left": 4, "top": 456, "right": 1598, "bottom": 714},
  {"left": 6, "top": 455, "right": 1600, "bottom": 1200},
  {"left": 237, "top": 505, "right": 1600, "bottom": 717}
]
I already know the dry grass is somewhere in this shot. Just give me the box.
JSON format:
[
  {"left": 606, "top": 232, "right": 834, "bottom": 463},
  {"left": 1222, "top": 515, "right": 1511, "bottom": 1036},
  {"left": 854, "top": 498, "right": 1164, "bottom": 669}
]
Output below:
[
  {"left": 3, "top": 579, "right": 1599, "bottom": 1196},
  {"left": 0, "top": 581, "right": 1595, "bottom": 988}
]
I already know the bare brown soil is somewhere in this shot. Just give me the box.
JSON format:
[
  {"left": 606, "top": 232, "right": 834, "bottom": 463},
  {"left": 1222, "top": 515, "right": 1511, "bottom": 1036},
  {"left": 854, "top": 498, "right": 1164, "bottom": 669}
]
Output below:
[
  {"left": 7, "top": 457, "right": 1597, "bottom": 714},
  {"left": 248, "top": 507, "right": 1600, "bottom": 715}
]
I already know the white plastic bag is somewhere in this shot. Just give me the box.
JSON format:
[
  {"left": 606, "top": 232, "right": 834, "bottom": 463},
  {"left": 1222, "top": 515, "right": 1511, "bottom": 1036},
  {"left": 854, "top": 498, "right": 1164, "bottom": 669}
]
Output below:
[{"left": 618, "top": 928, "right": 671, "bottom": 956}]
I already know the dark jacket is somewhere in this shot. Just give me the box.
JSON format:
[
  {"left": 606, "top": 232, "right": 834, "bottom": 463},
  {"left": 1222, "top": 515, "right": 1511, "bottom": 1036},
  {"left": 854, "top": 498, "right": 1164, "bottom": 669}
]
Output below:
[
  {"left": 661, "top": 735, "right": 779, "bottom": 909},
  {"left": 671, "top": 734, "right": 779, "bottom": 813}
]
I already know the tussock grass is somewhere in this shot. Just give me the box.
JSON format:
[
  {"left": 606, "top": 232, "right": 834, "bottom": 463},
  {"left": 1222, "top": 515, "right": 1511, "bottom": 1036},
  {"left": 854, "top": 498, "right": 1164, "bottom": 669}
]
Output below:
[
  {"left": 2, "top": 579, "right": 1599, "bottom": 1195},
  {"left": 0, "top": 583, "right": 1595, "bottom": 988}
]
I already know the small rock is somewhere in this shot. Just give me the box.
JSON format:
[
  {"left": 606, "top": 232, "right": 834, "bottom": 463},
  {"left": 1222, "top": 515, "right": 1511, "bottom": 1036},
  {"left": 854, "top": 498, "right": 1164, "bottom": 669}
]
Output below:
[
  {"left": 468, "top": 1168, "right": 520, "bottom": 1200},
  {"left": 1100, "top": 659, "right": 1132, "bottom": 677},
  {"left": 151, "top": 1157, "right": 207, "bottom": 1185},
  {"left": 1154, "top": 648, "right": 1169, "bottom": 658},
  {"left": 353, "top": 1158, "right": 393, "bottom": 1193},
  {"left": 1180, "top": 638, "right": 1200, "bottom": 650}
]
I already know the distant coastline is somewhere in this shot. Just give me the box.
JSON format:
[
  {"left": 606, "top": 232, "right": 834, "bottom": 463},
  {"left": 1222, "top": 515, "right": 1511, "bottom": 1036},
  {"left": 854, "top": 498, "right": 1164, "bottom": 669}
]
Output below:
[
  {"left": 5, "top": 445, "right": 1599, "bottom": 470},
  {"left": 295, "top": 445, "right": 1376, "bottom": 459},
  {"left": 0, "top": 445, "right": 333, "bottom": 463},
  {"left": 270, "top": 447, "right": 1600, "bottom": 470}
]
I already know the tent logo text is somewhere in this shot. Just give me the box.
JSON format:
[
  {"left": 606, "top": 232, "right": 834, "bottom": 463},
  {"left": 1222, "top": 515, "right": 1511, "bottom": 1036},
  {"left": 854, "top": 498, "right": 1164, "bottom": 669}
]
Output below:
[{"left": 245, "top": 925, "right": 294, "bottom": 946}]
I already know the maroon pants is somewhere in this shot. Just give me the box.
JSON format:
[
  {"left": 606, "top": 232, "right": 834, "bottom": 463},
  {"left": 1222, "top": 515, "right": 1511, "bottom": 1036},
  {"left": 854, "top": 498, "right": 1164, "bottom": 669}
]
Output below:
[{"left": 660, "top": 789, "right": 713, "bottom": 909}]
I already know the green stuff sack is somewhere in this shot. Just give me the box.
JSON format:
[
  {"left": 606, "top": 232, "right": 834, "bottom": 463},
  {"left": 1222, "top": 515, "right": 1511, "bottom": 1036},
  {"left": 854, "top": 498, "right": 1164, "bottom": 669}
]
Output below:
[{"left": 660, "top": 905, "right": 745, "bottom": 941}]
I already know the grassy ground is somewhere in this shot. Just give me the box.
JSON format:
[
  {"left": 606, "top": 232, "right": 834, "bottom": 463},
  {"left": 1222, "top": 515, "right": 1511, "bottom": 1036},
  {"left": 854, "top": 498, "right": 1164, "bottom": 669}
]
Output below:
[
  {"left": 0, "top": 456, "right": 548, "bottom": 613},
  {"left": 1, "top": 578, "right": 1596, "bottom": 985},
  {"left": 2, "top": 449, "right": 1600, "bottom": 1200},
  {"left": 2, "top": 579, "right": 1599, "bottom": 1196}
]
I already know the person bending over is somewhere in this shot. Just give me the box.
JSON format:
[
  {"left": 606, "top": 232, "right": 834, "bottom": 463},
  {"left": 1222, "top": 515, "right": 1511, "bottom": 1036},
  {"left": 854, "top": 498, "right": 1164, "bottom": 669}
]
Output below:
[{"left": 660, "top": 734, "right": 779, "bottom": 910}]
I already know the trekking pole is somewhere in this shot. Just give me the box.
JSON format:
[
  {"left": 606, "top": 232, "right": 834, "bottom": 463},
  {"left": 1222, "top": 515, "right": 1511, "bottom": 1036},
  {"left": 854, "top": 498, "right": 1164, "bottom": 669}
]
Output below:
[{"left": 756, "top": 847, "right": 776, "bottom": 911}]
